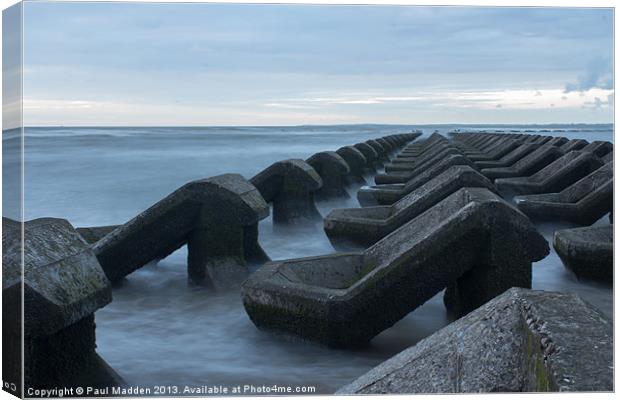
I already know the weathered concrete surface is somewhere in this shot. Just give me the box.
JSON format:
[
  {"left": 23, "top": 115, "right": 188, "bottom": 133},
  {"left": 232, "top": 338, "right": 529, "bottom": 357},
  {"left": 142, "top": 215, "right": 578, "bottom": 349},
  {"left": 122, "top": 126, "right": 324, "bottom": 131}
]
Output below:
[
  {"left": 481, "top": 145, "right": 564, "bottom": 181},
  {"left": 495, "top": 151, "right": 603, "bottom": 195},
  {"left": 383, "top": 147, "right": 461, "bottom": 174},
  {"left": 602, "top": 151, "right": 613, "bottom": 164},
  {"left": 354, "top": 142, "right": 380, "bottom": 171},
  {"left": 366, "top": 139, "right": 389, "bottom": 162},
  {"left": 359, "top": 154, "right": 475, "bottom": 206},
  {"left": 514, "top": 162, "right": 613, "bottom": 225},
  {"left": 2, "top": 217, "right": 122, "bottom": 391},
  {"left": 546, "top": 136, "right": 569, "bottom": 147},
  {"left": 336, "top": 146, "right": 368, "bottom": 185},
  {"left": 560, "top": 139, "right": 588, "bottom": 152},
  {"left": 467, "top": 139, "right": 523, "bottom": 162},
  {"left": 251, "top": 159, "right": 322, "bottom": 225},
  {"left": 306, "top": 151, "right": 351, "bottom": 200},
  {"left": 475, "top": 143, "right": 538, "bottom": 169},
  {"left": 77, "top": 225, "right": 119, "bottom": 244},
  {"left": 337, "top": 288, "right": 613, "bottom": 394},
  {"left": 95, "top": 174, "right": 270, "bottom": 288},
  {"left": 325, "top": 166, "right": 496, "bottom": 248},
  {"left": 554, "top": 225, "right": 613, "bottom": 283},
  {"left": 242, "top": 188, "right": 548, "bottom": 347},
  {"left": 580, "top": 141, "right": 613, "bottom": 157}
]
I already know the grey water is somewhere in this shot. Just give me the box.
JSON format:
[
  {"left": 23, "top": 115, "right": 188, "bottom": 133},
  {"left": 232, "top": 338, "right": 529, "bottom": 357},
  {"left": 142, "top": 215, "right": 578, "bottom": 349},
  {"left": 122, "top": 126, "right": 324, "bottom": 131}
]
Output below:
[{"left": 3, "top": 124, "right": 613, "bottom": 393}]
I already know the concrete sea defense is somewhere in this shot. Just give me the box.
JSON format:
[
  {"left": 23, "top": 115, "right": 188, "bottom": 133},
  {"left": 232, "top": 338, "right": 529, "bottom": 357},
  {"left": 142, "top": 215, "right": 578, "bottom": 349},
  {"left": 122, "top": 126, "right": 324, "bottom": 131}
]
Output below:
[
  {"left": 467, "top": 139, "right": 524, "bottom": 162},
  {"left": 481, "top": 145, "right": 564, "bottom": 181},
  {"left": 325, "top": 165, "right": 496, "bottom": 248},
  {"left": 250, "top": 159, "right": 322, "bottom": 225},
  {"left": 554, "top": 225, "right": 613, "bottom": 283},
  {"left": 514, "top": 162, "right": 613, "bottom": 225},
  {"left": 77, "top": 225, "right": 119, "bottom": 244},
  {"left": 365, "top": 139, "right": 389, "bottom": 162},
  {"left": 306, "top": 151, "right": 351, "bottom": 200},
  {"left": 560, "top": 139, "right": 589, "bottom": 152},
  {"left": 94, "top": 174, "right": 269, "bottom": 288},
  {"left": 494, "top": 151, "right": 603, "bottom": 195},
  {"left": 474, "top": 143, "right": 538, "bottom": 169},
  {"left": 354, "top": 142, "right": 380, "bottom": 171},
  {"left": 336, "top": 146, "right": 368, "bottom": 185},
  {"left": 580, "top": 140, "right": 613, "bottom": 157},
  {"left": 242, "top": 188, "right": 548, "bottom": 347},
  {"left": 338, "top": 288, "right": 612, "bottom": 393},
  {"left": 3, "top": 217, "right": 122, "bottom": 393},
  {"left": 359, "top": 154, "right": 475, "bottom": 206}
]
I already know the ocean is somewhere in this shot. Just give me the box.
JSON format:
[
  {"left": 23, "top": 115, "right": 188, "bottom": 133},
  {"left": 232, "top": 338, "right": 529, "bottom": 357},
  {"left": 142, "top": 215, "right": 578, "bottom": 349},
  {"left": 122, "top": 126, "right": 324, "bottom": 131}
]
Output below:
[{"left": 3, "top": 124, "right": 613, "bottom": 393}]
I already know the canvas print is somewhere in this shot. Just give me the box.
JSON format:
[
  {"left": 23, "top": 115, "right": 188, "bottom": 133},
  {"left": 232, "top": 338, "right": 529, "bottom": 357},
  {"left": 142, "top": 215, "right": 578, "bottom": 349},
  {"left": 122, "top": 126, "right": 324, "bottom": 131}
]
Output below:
[{"left": 1, "top": 1, "right": 615, "bottom": 397}]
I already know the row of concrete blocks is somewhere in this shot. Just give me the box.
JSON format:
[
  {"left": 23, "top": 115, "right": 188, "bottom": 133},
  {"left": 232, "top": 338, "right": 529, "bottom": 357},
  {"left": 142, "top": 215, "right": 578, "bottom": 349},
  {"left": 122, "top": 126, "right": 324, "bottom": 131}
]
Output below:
[
  {"left": 1, "top": 133, "right": 417, "bottom": 393},
  {"left": 240, "top": 133, "right": 613, "bottom": 392},
  {"left": 323, "top": 132, "right": 612, "bottom": 250}
]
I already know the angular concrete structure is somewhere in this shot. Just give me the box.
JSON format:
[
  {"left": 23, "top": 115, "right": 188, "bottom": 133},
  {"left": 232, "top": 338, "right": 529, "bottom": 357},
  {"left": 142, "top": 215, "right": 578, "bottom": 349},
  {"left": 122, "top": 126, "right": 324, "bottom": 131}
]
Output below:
[
  {"left": 580, "top": 140, "right": 613, "bottom": 157},
  {"left": 481, "top": 145, "right": 564, "bottom": 181},
  {"left": 560, "top": 139, "right": 589, "bottom": 152},
  {"left": 467, "top": 139, "right": 523, "bottom": 162},
  {"left": 495, "top": 151, "right": 603, "bottom": 195},
  {"left": 546, "top": 136, "right": 569, "bottom": 147},
  {"left": 336, "top": 146, "right": 368, "bottom": 185},
  {"left": 514, "top": 162, "right": 613, "bottom": 225},
  {"left": 306, "top": 151, "right": 351, "bottom": 200},
  {"left": 554, "top": 225, "right": 613, "bottom": 283},
  {"left": 242, "top": 188, "right": 548, "bottom": 347},
  {"left": 325, "top": 166, "right": 496, "bottom": 248},
  {"left": 354, "top": 142, "right": 380, "bottom": 171},
  {"left": 338, "top": 288, "right": 612, "bottom": 393},
  {"left": 475, "top": 143, "right": 538, "bottom": 169},
  {"left": 3, "top": 217, "right": 122, "bottom": 392},
  {"left": 251, "top": 159, "right": 322, "bottom": 225},
  {"left": 77, "top": 225, "right": 118, "bottom": 244},
  {"left": 366, "top": 139, "right": 389, "bottom": 162},
  {"left": 359, "top": 154, "right": 475, "bottom": 206},
  {"left": 95, "top": 174, "right": 270, "bottom": 288}
]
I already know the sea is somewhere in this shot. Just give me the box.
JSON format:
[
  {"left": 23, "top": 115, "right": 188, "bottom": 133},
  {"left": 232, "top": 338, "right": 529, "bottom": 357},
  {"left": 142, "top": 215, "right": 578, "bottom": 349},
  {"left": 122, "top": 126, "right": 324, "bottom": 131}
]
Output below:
[{"left": 2, "top": 124, "right": 614, "bottom": 393}]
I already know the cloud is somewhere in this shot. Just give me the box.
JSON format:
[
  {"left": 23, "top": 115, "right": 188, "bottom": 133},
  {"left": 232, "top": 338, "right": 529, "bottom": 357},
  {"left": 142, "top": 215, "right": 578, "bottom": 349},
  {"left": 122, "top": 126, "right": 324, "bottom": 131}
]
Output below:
[{"left": 564, "top": 58, "right": 613, "bottom": 93}]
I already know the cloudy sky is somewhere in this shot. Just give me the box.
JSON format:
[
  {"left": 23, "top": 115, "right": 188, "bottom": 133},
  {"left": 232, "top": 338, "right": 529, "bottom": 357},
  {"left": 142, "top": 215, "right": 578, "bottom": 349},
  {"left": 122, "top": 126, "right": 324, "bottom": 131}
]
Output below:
[{"left": 13, "top": 2, "right": 615, "bottom": 126}]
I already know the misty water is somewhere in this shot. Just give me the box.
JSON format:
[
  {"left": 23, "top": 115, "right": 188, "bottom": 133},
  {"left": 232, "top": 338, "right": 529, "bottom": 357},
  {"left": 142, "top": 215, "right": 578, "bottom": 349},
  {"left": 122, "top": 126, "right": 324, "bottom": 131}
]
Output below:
[{"left": 4, "top": 124, "right": 613, "bottom": 393}]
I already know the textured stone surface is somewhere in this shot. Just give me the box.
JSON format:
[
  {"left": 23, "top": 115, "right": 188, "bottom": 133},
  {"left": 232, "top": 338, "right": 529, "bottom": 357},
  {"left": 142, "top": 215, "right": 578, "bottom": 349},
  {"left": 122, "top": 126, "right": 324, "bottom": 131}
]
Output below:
[
  {"left": 2, "top": 217, "right": 122, "bottom": 390},
  {"left": 3, "top": 217, "right": 111, "bottom": 337},
  {"left": 95, "top": 174, "right": 269, "bottom": 287},
  {"left": 560, "top": 139, "right": 588, "bottom": 152},
  {"left": 242, "top": 188, "right": 548, "bottom": 347},
  {"left": 325, "top": 166, "right": 496, "bottom": 248},
  {"left": 495, "top": 151, "right": 603, "bottom": 195},
  {"left": 77, "top": 225, "right": 119, "bottom": 244},
  {"left": 359, "top": 154, "right": 474, "bottom": 206},
  {"left": 306, "top": 151, "right": 351, "bottom": 200},
  {"left": 475, "top": 143, "right": 538, "bottom": 169},
  {"left": 580, "top": 140, "right": 613, "bottom": 157},
  {"left": 354, "top": 142, "right": 380, "bottom": 171},
  {"left": 554, "top": 225, "right": 613, "bottom": 283},
  {"left": 514, "top": 162, "right": 613, "bottom": 225},
  {"left": 481, "top": 145, "right": 564, "bottom": 181},
  {"left": 338, "top": 288, "right": 613, "bottom": 394},
  {"left": 336, "top": 146, "right": 368, "bottom": 185}
]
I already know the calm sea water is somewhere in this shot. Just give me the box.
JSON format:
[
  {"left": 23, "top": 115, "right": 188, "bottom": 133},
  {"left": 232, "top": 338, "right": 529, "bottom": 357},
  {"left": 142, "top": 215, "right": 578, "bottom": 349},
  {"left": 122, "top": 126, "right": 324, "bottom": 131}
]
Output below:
[{"left": 3, "top": 124, "right": 613, "bottom": 393}]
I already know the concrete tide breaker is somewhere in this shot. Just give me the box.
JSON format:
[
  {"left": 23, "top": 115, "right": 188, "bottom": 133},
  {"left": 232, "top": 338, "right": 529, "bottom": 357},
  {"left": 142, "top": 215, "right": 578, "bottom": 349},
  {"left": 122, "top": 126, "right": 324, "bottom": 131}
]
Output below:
[
  {"left": 358, "top": 154, "right": 475, "bottom": 206},
  {"left": 94, "top": 174, "right": 270, "bottom": 288},
  {"left": 3, "top": 218, "right": 122, "bottom": 394},
  {"left": 338, "top": 288, "right": 612, "bottom": 393},
  {"left": 495, "top": 151, "right": 604, "bottom": 195},
  {"left": 554, "top": 225, "right": 613, "bottom": 283},
  {"left": 560, "top": 139, "right": 589, "bottom": 152},
  {"left": 354, "top": 142, "right": 380, "bottom": 171},
  {"left": 251, "top": 159, "right": 323, "bottom": 226},
  {"left": 241, "top": 188, "right": 548, "bottom": 348},
  {"left": 514, "top": 162, "right": 613, "bottom": 225},
  {"left": 306, "top": 151, "right": 351, "bottom": 200},
  {"left": 474, "top": 143, "right": 539, "bottom": 169},
  {"left": 481, "top": 145, "right": 564, "bottom": 181},
  {"left": 325, "top": 166, "right": 496, "bottom": 249},
  {"left": 336, "top": 146, "right": 368, "bottom": 185}
]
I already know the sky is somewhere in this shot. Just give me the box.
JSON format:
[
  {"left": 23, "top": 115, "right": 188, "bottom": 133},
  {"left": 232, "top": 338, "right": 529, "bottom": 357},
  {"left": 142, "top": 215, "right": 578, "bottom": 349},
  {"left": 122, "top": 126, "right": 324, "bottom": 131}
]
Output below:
[{"left": 6, "top": 2, "right": 615, "bottom": 127}]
